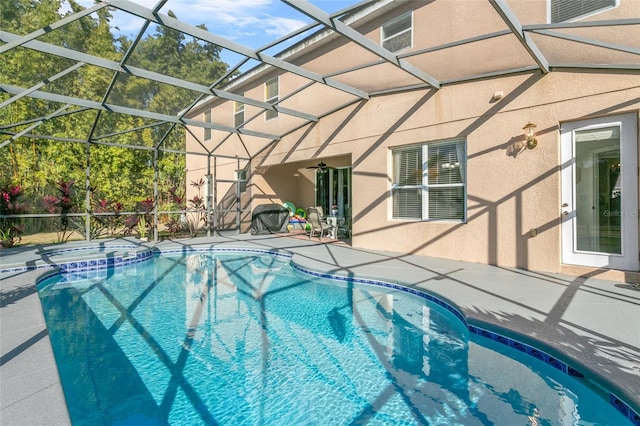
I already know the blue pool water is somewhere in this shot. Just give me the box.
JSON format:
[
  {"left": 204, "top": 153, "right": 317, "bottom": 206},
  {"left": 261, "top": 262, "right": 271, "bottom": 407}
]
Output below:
[{"left": 37, "top": 252, "right": 632, "bottom": 425}]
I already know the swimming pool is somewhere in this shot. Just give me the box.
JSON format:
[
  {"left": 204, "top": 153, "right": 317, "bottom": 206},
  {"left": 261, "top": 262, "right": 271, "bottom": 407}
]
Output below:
[{"left": 37, "top": 251, "right": 633, "bottom": 425}]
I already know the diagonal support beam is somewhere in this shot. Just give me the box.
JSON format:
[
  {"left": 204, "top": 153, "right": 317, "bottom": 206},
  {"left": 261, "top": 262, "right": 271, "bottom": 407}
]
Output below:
[
  {"left": 489, "top": 0, "right": 549, "bottom": 73},
  {"left": 93, "top": 121, "right": 168, "bottom": 141},
  {"left": 101, "top": 0, "right": 369, "bottom": 100},
  {"left": 0, "top": 84, "right": 281, "bottom": 141},
  {"left": 0, "top": 31, "right": 318, "bottom": 123},
  {"left": 524, "top": 18, "right": 640, "bottom": 31},
  {"left": 0, "top": 62, "right": 86, "bottom": 109},
  {"left": 0, "top": 3, "right": 108, "bottom": 54},
  {"left": 532, "top": 29, "right": 640, "bottom": 56},
  {"left": 282, "top": 0, "right": 441, "bottom": 90},
  {"left": 0, "top": 104, "right": 73, "bottom": 149},
  {"left": 87, "top": 0, "right": 167, "bottom": 143},
  {"left": 0, "top": 107, "right": 90, "bottom": 130}
]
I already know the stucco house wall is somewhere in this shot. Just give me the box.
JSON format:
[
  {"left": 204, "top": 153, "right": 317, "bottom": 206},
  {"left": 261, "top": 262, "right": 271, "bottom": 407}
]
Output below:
[
  {"left": 255, "top": 71, "right": 639, "bottom": 274},
  {"left": 185, "top": 0, "right": 640, "bottom": 278}
]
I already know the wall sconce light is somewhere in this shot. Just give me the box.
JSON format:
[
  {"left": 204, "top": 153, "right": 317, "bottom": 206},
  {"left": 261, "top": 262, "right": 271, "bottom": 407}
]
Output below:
[{"left": 523, "top": 122, "right": 538, "bottom": 150}]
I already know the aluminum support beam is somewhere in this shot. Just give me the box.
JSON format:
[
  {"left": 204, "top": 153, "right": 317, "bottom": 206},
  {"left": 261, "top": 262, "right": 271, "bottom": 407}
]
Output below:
[
  {"left": 524, "top": 18, "right": 640, "bottom": 31},
  {"left": 0, "top": 3, "right": 108, "bottom": 54},
  {"left": 282, "top": 0, "right": 441, "bottom": 90},
  {"left": 0, "top": 62, "right": 86, "bottom": 109},
  {"left": 0, "top": 104, "right": 73, "bottom": 149},
  {"left": 85, "top": 4, "right": 159, "bottom": 144},
  {"left": 0, "top": 31, "right": 318, "bottom": 123},
  {"left": 0, "top": 130, "right": 251, "bottom": 160},
  {"left": 101, "top": 0, "right": 370, "bottom": 100},
  {"left": 0, "top": 131, "right": 87, "bottom": 144},
  {"left": 0, "top": 84, "right": 281, "bottom": 141},
  {"left": 532, "top": 30, "right": 640, "bottom": 56},
  {"left": 552, "top": 63, "right": 640, "bottom": 71},
  {"left": 489, "top": 0, "right": 549, "bottom": 74},
  {"left": 0, "top": 108, "right": 90, "bottom": 130}
]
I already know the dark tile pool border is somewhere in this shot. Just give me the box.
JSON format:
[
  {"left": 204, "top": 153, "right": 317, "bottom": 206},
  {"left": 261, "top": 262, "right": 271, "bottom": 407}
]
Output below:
[
  {"left": 3, "top": 246, "right": 154, "bottom": 277},
  {"left": 467, "top": 326, "right": 639, "bottom": 425},
  {"left": 42, "top": 244, "right": 139, "bottom": 257},
  {"left": 292, "top": 263, "right": 469, "bottom": 325},
  {"left": 293, "top": 262, "right": 640, "bottom": 426},
  {"left": 12, "top": 246, "right": 639, "bottom": 425}
]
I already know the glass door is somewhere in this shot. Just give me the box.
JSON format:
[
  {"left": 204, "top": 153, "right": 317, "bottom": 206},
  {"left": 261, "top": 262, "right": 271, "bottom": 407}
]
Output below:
[
  {"left": 315, "top": 167, "right": 352, "bottom": 217},
  {"left": 561, "top": 113, "right": 638, "bottom": 270}
]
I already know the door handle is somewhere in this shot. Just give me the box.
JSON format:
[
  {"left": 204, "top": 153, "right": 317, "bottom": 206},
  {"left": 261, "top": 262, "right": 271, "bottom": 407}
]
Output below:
[
  {"left": 562, "top": 211, "right": 569, "bottom": 216},
  {"left": 562, "top": 203, "right": 568, "bottom": 207}
]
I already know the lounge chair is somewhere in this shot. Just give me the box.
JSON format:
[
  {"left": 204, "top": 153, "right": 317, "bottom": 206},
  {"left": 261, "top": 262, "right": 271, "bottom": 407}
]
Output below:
[{"left": 307, "top": 207, "right": 334, "bottom": 240}]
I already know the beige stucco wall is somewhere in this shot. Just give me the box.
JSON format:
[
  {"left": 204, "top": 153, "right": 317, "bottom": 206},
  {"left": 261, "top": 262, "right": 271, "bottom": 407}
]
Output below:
[
  {"left": 251, "top": 71, "right": 639, "bottom": 274},
  {"left": 185, "top": 0, "right": 640, "bottom": 276}
]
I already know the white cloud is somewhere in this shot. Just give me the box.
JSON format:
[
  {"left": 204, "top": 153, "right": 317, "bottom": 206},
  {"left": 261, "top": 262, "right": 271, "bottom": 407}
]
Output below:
[
  {"left": 61, "top": 0, "right": 349, "bottom": 65},
  {"left": 66, "top": 0, "right": 309, "bottom": 47},
  {"left": 165, "top": 0, "right": 308, "bottom": 44},
  {"left": 263, "top": 16, "right": 309, "bottom": 38}
]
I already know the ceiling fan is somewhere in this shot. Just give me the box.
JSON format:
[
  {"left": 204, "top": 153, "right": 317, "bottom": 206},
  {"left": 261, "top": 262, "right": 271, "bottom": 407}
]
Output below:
[{"left": 306, "top": 160, "right": 328, "bottom": 170}]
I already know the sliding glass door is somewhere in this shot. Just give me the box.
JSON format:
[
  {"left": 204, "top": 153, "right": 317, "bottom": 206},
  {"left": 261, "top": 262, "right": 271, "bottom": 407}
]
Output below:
[{"left": 315, "top": 167, "right": 351, "bottom": 217}]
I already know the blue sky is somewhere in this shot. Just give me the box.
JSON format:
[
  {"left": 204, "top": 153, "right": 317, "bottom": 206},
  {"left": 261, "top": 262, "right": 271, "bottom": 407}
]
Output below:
[{"left": 70, "top": 0, "right": 361, "bottom": 67}]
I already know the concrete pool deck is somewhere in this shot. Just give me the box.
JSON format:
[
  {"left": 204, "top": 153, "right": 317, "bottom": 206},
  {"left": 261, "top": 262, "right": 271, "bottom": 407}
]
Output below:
[{"left": 1, "top": 233, "right": 639, "bottom": 425}]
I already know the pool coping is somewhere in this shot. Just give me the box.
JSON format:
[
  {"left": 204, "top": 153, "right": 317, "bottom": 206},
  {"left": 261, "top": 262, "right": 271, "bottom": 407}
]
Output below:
[
  {"left": 287, "top": 256, "right": 640, "bottom": 425},
  {"left": 2, "top": 236, "right": 639, "bottom": 425}
]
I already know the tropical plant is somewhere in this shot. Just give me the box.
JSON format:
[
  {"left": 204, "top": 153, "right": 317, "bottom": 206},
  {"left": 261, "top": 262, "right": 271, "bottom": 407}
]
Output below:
[
  {"left": 136, "top": 215, "right": 148, "bottom": 240},
  {"left": 164, "top": 185, "right": 186, "bottom": 235},
  {"left": 0, "top": 2, "right": 229, "bottom": 240},
  {"left": 185, "top": 178, "right": 207, "bottom": 237},
  {"left": 164, "top": 217, "right": 184, "bottom": 235},
  {"left": 136, "top": 197, "right": 155, "bottom": 237},
  {"left": 42, "top": 180, "right": 78, "bottom": 242},
  {"left": 123, "top": 214, "right": 138, "bottom": 236},
  {"left": 93, "top": 197, "right": 124, "bottom": 237},
  {"left": 0, "top": 227, "right": 18, "bottom": 248},
  {"left": 0, "top": 184, "right": 27, "bottom": 247}
]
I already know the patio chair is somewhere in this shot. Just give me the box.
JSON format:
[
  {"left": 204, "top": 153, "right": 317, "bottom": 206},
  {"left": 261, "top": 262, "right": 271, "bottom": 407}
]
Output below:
[{"left": 307, "top": 207, "right": 334, "bottom": 240}]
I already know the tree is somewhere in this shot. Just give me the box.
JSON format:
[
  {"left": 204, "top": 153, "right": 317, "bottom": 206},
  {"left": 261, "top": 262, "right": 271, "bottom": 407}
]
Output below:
[{"left": 0, "top": 2, "right": 230, "bottom": 240}]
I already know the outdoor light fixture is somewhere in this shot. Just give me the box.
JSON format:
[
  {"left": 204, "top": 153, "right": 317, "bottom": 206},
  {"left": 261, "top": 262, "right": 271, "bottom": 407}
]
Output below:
[{"left": 523, "top": 122, "right": 538, "bottom": 149}]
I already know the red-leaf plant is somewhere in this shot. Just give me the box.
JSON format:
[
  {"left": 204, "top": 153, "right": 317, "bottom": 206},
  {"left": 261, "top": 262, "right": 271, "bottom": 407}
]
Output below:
[
  {"left": 0, "top": 185, "right": 27, "bottom": 248},
  {"left": 93, "top": 197, "right": 124, "bottom": 237},
  {"left": 42, "top": 180, "right": 77, "bottom": 243}
]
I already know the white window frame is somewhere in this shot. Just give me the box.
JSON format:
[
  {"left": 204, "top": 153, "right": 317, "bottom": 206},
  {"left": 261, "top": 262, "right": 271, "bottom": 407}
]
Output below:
[
  {"left": 264, "top": 77, "right": 279, "bottom": 121},
  {"left": 548, "top": 0, "right": 618, "bottom": 23},
  {"left": 203, "top": 110, "right": 211, "bottom": 141},
  {"left": 390, "top": 139, "right": 467, "bottom": 222},
  {"left": 234, "top": 99, "right": 244, "bottom": 128},
  {"left": 381, "top": 11, "right": 413, "bottom": 53},
  {"left": 235, "top": 169, "right": 247, "bottom": 193}
]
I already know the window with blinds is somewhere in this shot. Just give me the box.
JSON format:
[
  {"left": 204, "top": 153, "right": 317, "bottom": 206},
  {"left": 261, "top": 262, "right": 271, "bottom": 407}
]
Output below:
[
  {"left": 391, "top": 140, "right": 466, "bottom": 221},
  {"left": 550, "top": 0, "right": 616, "bottom": 23},
  {"left": 381, "top": 12, "right": 412, "bottom": 53},
  {"left": 234, "top": 100, "right": 244, "bottom": 128},
  {"left": 265, "top": 78, "right": 279, "bottom": 121},
  {"left": 204, "top": 110, "right": 211, "bottom": 140}
]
